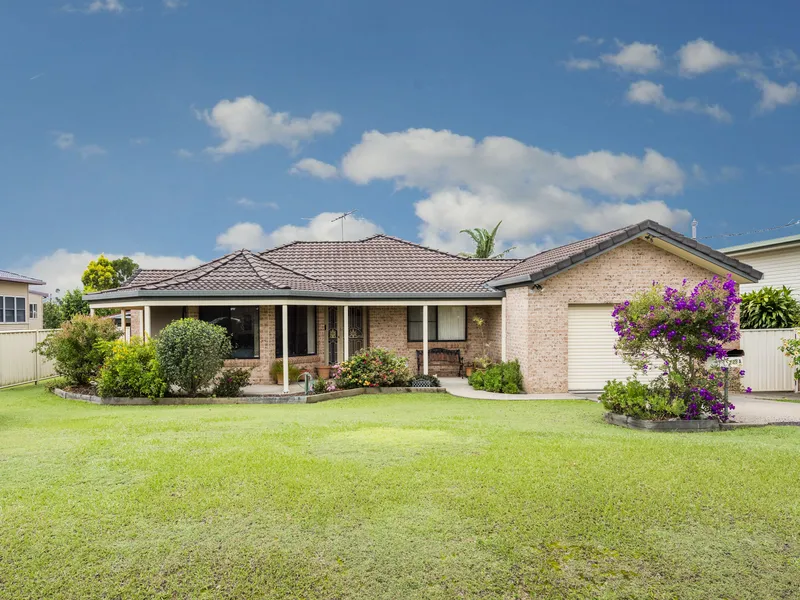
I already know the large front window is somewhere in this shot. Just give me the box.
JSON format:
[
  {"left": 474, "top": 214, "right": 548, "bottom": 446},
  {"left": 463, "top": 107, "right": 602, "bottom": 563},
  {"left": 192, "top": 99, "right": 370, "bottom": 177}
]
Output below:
[
  {"left": 407, "top": 306, "right": 466, "bottom": 342},
  {"left": 275, "top": 306, "right": 317, "bottom": 357},
  {"left": 0, "top": 297, "right": 26, "bottom": 324},
  {"left": 199, "top": 306, "right": 260, "bottom": 358}
]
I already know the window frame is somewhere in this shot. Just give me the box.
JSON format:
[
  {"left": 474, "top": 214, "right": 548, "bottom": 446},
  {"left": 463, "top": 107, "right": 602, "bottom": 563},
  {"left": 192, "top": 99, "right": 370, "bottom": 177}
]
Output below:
[
  {"left": 29, "top": 302, "right": 38, "bottom": 319},
  {"left": 275, "top": 305, "right": 318, "bottom": 357},
  {"left": 407, "top": 306, "right": 467, "bottom": 342},
  {"left": 0, "top": 296, "right": 27, "bottom": 324}
]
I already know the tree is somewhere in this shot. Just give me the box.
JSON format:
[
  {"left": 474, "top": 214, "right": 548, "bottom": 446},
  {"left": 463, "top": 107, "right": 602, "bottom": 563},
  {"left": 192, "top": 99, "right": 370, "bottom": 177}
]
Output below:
[
  {"left": 42, "top": 299, "right": 64, "bottom": 329},
  {"left": 740, "top": 286, "right": 800, "bottom": 329},
  {"left": 459, "top": 221, "right": 516, "bottom": 258},
  {"left": 82, "top": 254, "right": 119, "bottom": 292},
  {"left": 111, "top": 257, "right": 139, "bottom": 285},
  {"left": 60, "top": 288, "right": 90, "bottom": 322}
]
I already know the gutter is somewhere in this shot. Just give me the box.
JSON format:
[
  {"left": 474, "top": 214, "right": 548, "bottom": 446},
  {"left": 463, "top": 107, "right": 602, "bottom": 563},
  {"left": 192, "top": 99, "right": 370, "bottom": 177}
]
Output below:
[{"left": 83, "top": 289, "right": 506, "bottom": 302}]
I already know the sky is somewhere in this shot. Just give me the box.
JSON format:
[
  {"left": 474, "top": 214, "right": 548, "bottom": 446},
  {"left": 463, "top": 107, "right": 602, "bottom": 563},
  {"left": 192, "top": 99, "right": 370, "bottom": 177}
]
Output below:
[{"left": 3, "top": 0, "right": 800, "bottom": 294}]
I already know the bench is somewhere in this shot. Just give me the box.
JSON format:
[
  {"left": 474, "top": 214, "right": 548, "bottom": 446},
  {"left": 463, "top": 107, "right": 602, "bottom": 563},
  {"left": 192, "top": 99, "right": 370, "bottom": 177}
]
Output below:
[{"left": 416, "top": 348, "right": 464, "bottom": 378}]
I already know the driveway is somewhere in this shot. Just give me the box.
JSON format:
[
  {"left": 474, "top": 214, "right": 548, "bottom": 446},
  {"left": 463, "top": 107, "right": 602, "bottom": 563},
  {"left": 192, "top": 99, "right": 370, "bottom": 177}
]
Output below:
[{"left": 729, "top": 394, "right": 800, "bottom": 425}]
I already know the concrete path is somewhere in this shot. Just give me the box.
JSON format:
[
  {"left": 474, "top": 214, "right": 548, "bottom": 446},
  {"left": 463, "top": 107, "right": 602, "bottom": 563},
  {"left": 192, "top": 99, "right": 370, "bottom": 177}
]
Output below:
[
  {"left": 439, "top": 377, "right": 591, "bottom": 401},
  {"left": 729, "top": 394, "right": 800, "bottom": 425}
]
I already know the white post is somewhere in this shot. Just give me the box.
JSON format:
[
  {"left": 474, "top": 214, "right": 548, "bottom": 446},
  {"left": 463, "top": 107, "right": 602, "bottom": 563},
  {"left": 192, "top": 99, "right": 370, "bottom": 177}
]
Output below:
[
  {"left": 121, "top": 310, "right": 128, "bottom": 341},
  {"left": 282, "top": 304, "right": 289, "bottom": 393},
  {"left": 143, "top": 305, "right": 152, "bottom": 339},
  {"left": 89, "top": 307, "right": 95, "bottom": 317},
  {"left": 343, "top": 305, "right": 350, "bottom": 361},
  {"left": 422, "top": 305, "right": 429, "bottom": 375},
  {"left": 501, "top": 297, "right": 507, "bottom": 362}
]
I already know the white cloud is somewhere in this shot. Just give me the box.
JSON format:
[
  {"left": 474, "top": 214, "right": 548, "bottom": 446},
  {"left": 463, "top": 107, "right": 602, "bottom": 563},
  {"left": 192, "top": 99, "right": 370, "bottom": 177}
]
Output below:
[
  {"left": 197, "top": 96, "right": 342, "bottom": 156},
  {"left": 52, "top": 132, "right": 106, "bottom": 158},
  {"left": 740, "top": 71, "right": 800, "bottom": 112},
  {"left": 576, "top": 35, "right": 604, "bottom": 45},
  {"left": 339, "top": 128, "right": 690, "bottom": 253},
  {"left": 175, "top": 148, "right": 193, "bottom": 158},
  {"left": 563, "top": 58, "right": 600, "bottom": 71},
  {"left": 16, "top": 250, "right": 203, "bottom": 295},
  {"left": 63, "top": 0, "right": 125, "bottom": 13},
  {"left": 163, "top": 0, "right": 187, "bottom": 9},
  {"left": 677, "top": 39, "right": 741, "bottom": 76},
  {"left": 216, "top": 212, "right": 383, "bottom": 251},
  {"left": 289, "top": 158, "right": 338, "bottom": 179},
  {"left": 235, "top": 198, "right": 279, "bottom": 210},
  {"left": 601, "top": 41, "right": 662, "bottom": 73},
  {"left": 626, "top": 80, "right": 732, "bottom": 122}
]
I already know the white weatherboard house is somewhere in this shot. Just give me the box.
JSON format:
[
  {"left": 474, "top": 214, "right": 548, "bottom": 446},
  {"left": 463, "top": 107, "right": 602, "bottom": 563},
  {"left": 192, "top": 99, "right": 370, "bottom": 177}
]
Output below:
[{"left": 721, "top": 233, "right": 800, "bottom": 298}]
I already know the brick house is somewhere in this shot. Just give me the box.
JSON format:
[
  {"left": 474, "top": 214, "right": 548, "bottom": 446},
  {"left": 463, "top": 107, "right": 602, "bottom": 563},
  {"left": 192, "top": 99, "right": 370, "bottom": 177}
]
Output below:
[{"left": 85, "top": 220, "right": 761, "bottom": 393}]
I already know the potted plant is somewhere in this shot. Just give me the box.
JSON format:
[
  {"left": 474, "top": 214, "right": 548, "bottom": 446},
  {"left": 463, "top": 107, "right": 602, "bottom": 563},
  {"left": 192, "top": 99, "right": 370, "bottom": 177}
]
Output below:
[
  {"left": 317, "top": 364, "right": 332, "bottom": 379},
  {"left": 270, "top": 359, "right": 302, "bottom": 385},
  {"left": 465, "top": 363, "right": 474, "bottom": 377}
]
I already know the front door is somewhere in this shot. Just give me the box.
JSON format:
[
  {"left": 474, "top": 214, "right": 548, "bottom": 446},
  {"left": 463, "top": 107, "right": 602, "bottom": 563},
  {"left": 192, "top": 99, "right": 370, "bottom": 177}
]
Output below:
[
  {"left": 348, "top": 307, "right": 366, "bottom": 357},
  {"left": 326, "top": 307, "right": 367, "bottom": 365},
  {"left": 327, "top": 307, "right": 339, "bottom": 365}
]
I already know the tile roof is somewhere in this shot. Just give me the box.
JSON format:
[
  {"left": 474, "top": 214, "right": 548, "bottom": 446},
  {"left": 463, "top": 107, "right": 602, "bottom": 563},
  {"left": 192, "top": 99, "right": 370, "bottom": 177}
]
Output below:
[
  {"left": 261, "top": 235, "right": 520, "bottom": 294},
  {"left": 120, "top": 269, "right": 187, "bottom": 289},
  {"left": 0, "top": 269, "right": 45, "bottom": 286},
  {"left": 133, "top": 250, "right": 340, "bottom": 293}
]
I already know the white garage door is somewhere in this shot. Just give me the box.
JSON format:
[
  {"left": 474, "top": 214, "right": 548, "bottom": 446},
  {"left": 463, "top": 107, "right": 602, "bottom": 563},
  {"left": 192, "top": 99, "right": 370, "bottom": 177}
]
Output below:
[{"left": 567, "top": 305, "right": 655, "bottom": 391}]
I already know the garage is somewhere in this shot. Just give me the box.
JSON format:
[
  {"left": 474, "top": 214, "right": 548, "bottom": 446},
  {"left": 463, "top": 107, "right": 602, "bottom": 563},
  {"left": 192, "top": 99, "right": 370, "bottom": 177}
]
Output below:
[{"left": 567, "top": 304, "right": 652, "bottom": 391}]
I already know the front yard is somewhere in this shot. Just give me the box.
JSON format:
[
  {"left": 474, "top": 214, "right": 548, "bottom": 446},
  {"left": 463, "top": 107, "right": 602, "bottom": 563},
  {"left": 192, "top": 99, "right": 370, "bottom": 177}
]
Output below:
[{"left": 1, "top": 385, "right": 799, "bottom": 599}]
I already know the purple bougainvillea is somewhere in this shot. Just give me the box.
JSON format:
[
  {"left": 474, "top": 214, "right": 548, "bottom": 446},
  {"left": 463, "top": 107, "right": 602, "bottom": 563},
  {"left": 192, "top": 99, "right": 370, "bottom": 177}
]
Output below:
[{"left": 612, "top": 275, "right": 742, "bottom": 421}]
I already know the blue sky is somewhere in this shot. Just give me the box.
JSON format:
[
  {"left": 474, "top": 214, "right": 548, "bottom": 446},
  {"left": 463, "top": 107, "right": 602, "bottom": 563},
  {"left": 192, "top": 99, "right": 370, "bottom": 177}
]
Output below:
[{"left": 3, "top": 0, "right": 800, "bottom": 292}]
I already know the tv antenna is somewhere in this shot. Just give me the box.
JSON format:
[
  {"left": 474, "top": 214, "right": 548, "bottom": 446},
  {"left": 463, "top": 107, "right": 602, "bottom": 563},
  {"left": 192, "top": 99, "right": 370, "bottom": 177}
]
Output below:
[{"left": 331, "top": 209, "right": 358, "bottom": 241}]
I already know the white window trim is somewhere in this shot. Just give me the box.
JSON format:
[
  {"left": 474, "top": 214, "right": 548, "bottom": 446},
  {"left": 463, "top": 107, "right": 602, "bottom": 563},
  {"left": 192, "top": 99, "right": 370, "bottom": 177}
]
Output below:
[
  {"left": 1, "top": 296, "right": 27, "bottom": 324},
  {"left": 30, "top": 303, "right": 38, "bottom": 319}
]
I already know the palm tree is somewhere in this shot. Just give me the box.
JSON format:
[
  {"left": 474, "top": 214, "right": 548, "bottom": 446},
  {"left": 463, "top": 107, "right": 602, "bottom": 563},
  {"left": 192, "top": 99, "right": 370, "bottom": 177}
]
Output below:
[{"left": 459, "top": 221, "right": 516, "bottom": 258}]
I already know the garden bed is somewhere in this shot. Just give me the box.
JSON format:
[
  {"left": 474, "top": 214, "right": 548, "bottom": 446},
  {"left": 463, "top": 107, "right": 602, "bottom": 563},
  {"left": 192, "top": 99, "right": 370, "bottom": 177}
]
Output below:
[
  {"left": 54, "top": 385, "right": 447, "bottom": 406},
  {"left": 605, "top": 412, "right": 726, "bottom": 432}
]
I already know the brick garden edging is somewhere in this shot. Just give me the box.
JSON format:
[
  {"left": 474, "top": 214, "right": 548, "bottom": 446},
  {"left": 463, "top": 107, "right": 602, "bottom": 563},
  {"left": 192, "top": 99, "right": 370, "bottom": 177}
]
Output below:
[
  {"left": 53, "top": 386, "right": 447, "bottom": 406},
  {"left": 605, "top": 411, "right": 744, "bottom": 432}
]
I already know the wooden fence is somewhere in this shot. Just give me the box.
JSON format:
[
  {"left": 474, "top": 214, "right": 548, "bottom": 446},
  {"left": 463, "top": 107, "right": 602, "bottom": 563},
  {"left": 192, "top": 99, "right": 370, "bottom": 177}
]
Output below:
[{"left": 0, "top": 329, "right": 59, "bottom": 388}]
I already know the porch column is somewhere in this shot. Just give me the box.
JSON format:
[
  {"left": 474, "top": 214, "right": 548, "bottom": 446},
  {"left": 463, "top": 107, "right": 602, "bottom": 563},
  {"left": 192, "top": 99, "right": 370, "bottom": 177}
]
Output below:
[
  {"left": 501, "top": 297, "right": 507, "bottom": 362},
  {"left": 422, "top": 304, "right": 429, "bottom": 375},
  {"left": 89, "top": 307, "right": 95, "bottom": 317},
  {"left": 143, "top": 305, "right": 152, "bottom": 338},
  {"left": 343, "top": 305, "right": 349, "bottom": 361},
  {"left": 282, "top": 304, "right": 289, "bottom": 393},
  {"left": 121, "top": 310, "right": 128, "bottom": 341}
]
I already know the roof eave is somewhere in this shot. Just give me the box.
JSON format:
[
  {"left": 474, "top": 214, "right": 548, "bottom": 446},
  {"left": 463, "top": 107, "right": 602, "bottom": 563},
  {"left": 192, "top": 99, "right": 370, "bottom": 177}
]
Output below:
[{"left": 84, "top": 289, "right": 506, "bottom": 302}]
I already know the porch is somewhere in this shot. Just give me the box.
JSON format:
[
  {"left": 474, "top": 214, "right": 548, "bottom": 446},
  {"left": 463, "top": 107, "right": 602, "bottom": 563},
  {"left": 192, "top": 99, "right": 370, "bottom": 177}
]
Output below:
[{"left": 89, "top": 300, "right": 506, "bottom": 391}]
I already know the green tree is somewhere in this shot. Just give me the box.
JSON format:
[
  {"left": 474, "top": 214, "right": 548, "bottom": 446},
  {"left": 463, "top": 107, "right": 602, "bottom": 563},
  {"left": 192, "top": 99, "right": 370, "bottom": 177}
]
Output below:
[
  {"left": 42, "top": 299, "right": 64, "bottom": 329},
  {"left": 740, "top": 286, "right": 800, "bottom": 329},
  {"left": 82, "top": 255, "right": 119, "bottom": 292},
  {"left": 459, "top": 221, "right": 516, "bottom": 258},
  {"left": 60, "top": 288, "right": 90, "bottom": 322},
  {"left": 111, "top": 257, "right": 139, "bottom": 284}
]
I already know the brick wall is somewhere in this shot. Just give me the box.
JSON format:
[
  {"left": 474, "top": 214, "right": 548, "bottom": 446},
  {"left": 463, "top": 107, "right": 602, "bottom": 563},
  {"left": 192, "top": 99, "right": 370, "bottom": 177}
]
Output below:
[
  {"left": 505, "top": 238, "right": 736, "bottom": 393},
  {"left": 367, "top": 305, "right": 502, "bottom": 376}
]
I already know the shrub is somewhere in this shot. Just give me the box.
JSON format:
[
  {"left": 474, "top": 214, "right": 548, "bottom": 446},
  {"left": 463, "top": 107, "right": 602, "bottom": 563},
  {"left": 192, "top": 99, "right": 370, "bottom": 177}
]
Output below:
[
  {"left": 468, "top": 360, "right": 524, "bottom": 393},
  {"left": 312, "top": 377, "right": 328, "bottom": 394},
  {"left": 779, "top": 335, "right": 800, "bottom": 383},
  {"left": 411, "top": 374, "right": 441, "bottom": 387},
  {"left": 270, "top": 360, "right": 302, "bottom": 383},
  {"left": 35, "top": 315, "right": 120, "bottom": 385},
  {"left": 97, "top": 337, "right": 167, "bottom": 400},
  {"left": 600, "top": 379, "right": 686, "bottom": 420},
  {"left": 613, "top": 276, "right": 741, "bottom": 420},
  {"left": 740, "top": 286, "right": 800, "bottom": 329},
  {"left": 43, "top": 377, "right": 69, "bottom": 393},
  {"left": 155, "top": 319, "right": 231, "bottom": 396},
  {"left": 333, "top": 347, "right": 412, "bottom": 389},
  {"left": 212, "top": 367, "right": 252, "bottom": 397}
]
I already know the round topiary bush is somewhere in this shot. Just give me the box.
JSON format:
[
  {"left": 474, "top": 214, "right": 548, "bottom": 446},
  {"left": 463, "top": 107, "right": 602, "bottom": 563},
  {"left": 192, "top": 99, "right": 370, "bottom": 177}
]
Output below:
[{"left": 155, "top": 318, "right": 232, "bottom": 396}]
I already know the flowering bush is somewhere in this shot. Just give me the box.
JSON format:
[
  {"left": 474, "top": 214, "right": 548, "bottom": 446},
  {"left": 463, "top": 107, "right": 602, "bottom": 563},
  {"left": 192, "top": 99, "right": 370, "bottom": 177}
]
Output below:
[
  {"left": 612, "top": 275, "right": 742, "bottom": 421},
  {"left": 212, "top": 367, "right": 252, "bottom": 397},
  {"left": 97, "top": 337, "right": 168, "bottom": 400},
  {"left": 333, "top": 347, "right": 412, "bottom": 389},
  {"left": 779, "top": 334, "right": 800, "bottom": 383}
]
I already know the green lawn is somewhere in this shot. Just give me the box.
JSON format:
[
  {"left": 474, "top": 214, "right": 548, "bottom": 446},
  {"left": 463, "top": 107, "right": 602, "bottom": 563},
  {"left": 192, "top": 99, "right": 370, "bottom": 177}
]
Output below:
[{"left": 1, "top": 386, "right": 799, "bottom": 599}]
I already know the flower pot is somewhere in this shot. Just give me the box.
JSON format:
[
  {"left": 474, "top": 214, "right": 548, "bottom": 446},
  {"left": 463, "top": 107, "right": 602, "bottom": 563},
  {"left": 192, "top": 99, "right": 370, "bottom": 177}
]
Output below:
[
  {"left": 317, "top": 365, "right": 331, "bottom": 379},
  {"left": 465, "top": 366, "right": 474, "bottom": 377}
]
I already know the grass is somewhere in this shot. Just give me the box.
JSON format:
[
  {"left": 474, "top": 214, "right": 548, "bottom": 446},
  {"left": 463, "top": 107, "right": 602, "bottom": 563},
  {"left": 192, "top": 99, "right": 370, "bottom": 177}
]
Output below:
[
  {"left": 764, "top": 396, "right": 800, "bottom": 404},
  {"left": 1, "top": 386, "right": 799, "bottom": 599}
]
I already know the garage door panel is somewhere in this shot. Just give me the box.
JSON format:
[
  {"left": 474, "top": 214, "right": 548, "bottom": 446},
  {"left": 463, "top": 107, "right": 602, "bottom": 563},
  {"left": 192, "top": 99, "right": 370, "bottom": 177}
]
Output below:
[{"left": 568, "top": 305, "right": 654, "bottom": 390}]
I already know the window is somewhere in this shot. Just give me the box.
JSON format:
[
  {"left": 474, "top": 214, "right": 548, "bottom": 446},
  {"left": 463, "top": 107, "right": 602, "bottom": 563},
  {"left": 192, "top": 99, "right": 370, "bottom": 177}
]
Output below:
[
  {"left": 407, "top": 306, "right": 467, "bottom": 342},
  {"left": 30, "top": 303, "right": 38, "bottom": 319},
  {"left": 198, "top": 306, "right": 260, "bottom": 359},
  {"left": 275, "top": 306, "right": 317, "bottom": 357},
  {"left": 0, "top": 296, "right": 27, "bottom": 324}
]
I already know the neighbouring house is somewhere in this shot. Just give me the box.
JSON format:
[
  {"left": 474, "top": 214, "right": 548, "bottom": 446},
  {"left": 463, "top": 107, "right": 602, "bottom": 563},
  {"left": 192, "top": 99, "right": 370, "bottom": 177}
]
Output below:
[
  {"left": 0, "top": 270, "right": 46, "bottom": 331},
  {"left": 85, "top": 220, "right": 761, "bottom": 393},
  {"left": 721, "top": 233, "right": 800, "bottom": 299}
]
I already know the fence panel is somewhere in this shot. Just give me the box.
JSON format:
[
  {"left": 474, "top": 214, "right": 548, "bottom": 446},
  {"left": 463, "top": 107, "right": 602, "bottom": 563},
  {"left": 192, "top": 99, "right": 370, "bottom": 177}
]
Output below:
[
  {"left": 0, "top": 329, "right": 59, "bottom": 388},
  {"left": 740, "top": 329, "right": 797, "bottom": 392}
]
